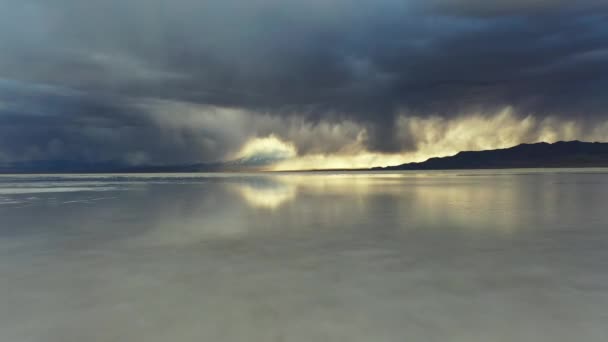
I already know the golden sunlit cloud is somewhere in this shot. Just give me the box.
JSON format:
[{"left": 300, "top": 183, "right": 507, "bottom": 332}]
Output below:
[
  {"left": 234, "top": 135, "right": 297, "bottom": 161},
  {"left": 395, "top": 107, "right": 582, "bottom": 160},
  {"left": 245, "top": 107, "right": 608, "bottom": 171},
  {"left": 271, "top": 152, "right": 406, "bottom": 171}
]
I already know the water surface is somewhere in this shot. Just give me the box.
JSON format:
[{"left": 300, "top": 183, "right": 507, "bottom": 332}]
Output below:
[{"left": 1, "top": 170, "right": 608, "bottom": 341}]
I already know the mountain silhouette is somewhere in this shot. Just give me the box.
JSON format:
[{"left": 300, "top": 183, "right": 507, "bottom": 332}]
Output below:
[{"left": 374, "top": 141, "right": 608, "bottom": 171}]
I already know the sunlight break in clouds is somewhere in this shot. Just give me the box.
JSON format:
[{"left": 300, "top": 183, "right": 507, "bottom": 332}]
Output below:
[
  {"left": 142, "top": 100, "right": 608, "bottom": 171},
  {"left": 234, "top": 135, "right": 297, "bottom": 161},
  {"left": 248, "top": 107, "right": 608, "bottom": 171}
]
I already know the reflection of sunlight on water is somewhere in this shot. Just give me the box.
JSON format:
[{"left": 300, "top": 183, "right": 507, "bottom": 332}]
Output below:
[
  {"left": 232, "top": 172, "right": 540, "bottom": 234},
  {"left": 408, "top": 181, "right": 523, "bottom": 233},
  {"left": 231, "top": 174, "right": 407, "bottom": 210},
  {"left": 231, "top": 179, "right": 297, "bottom": 210}
]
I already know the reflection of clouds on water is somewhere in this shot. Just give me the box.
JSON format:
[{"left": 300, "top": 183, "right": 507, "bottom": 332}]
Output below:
[
  {"left": 122, "top": 181, "right": 277, "bottom": 246},
  {"left": 2, "top": 172, "right": 608, "bottom": 342},
  {"left": 223, "top": 172, "right": 583, "bottom": 235},
  {"left": 231, "top": 178, "right": 297, "bottom": 210}
]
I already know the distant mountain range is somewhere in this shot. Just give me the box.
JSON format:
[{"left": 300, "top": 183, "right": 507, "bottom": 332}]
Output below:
[
  {"left": 2, "top": 141, "right": 608, "bottom": 173},
  {"left": 0, "top": 154, "right": 281, "bottom": 174},
  {"left": 374, "top": 141, "right": 608, "bottom": 171}
]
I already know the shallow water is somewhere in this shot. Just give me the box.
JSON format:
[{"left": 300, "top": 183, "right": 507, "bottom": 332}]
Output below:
[{"left": 1, "top": 170, "right": 608, "bottom": 341}]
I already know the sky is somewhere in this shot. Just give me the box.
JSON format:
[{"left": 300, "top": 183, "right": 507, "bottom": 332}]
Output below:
[{"left": 1, "top": 0, "right": 607, "bottom": 170}]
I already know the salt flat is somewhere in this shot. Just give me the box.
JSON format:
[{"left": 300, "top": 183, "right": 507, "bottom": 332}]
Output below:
[{"left": 1, "top": 170, "right": 607, "bottom": 342}]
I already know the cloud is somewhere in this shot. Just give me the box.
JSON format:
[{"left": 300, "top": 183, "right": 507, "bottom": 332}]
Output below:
[
  {"left": 0, "top": 0, "right": 607, "bottom": 166},
  {"left": 269, "top": 107, "right": 608, "bottom": 170}
]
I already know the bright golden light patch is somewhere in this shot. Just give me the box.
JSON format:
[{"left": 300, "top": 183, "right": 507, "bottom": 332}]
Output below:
[
  {"left": 232, "top": 181, "right": 297, "bottom": 209},
  {"left": 270, "top": 152, "right": 407, "bottom": 171},
  {"left": 235, "top": 135, "right": 297, "bottom": 160}
]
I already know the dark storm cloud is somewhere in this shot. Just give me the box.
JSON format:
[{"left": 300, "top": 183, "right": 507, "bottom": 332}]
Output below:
[
  {"left": 0, "top": 0, "right": 607, "bottom": 163},
  {"left": 0, "top": 80, "right": 250, "bottom": 164}
]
